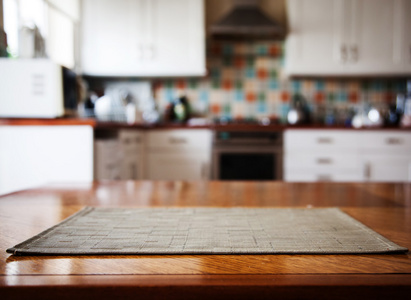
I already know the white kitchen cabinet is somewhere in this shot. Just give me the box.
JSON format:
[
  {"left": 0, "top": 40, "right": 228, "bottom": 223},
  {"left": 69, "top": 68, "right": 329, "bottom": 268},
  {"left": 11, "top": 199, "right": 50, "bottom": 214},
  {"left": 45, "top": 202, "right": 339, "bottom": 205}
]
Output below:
[
  {"left": 118, "top": 130, "right": 145, "bottom": 180},
  {"left": 284, "top": 130, "right": 411, "bottom": 182},
  {"left": 285, "top": 0, "right": 411, "bottom": 76},
  {"left": 399, "top": 0, "right": 411, "bottom": 72},
  {"left": 284, "top": 130, "right": 362, "bottom": 182},
  {"left": 285, "top": 0, "right": 345, "bottom": 76},
  {"left": 360, "top": 132, "right": 411, "bottom": 182},
  {"left": 146, "top": 129, "right": 212, "bottom": 180},
  {"left": 0, "top": 126, "right": 94, "bottom": 195},
  {"left": 94, "top": 139, "right": 122, "bottom": 180},
  {"left": 81, "top": 0, "right": 205, "bottom": 76},
  {"left": 147, "top": 152, "right": 210, "bottom": 180},
  {"left": 94, "top": 129, "right": 145, "bottom": 180}
]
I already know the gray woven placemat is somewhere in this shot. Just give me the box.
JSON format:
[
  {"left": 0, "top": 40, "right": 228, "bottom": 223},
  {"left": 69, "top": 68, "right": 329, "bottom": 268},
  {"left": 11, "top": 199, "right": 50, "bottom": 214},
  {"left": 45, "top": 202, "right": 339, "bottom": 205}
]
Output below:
[{"left": 6, "top": 207, "right": 408, "bottom": 255}]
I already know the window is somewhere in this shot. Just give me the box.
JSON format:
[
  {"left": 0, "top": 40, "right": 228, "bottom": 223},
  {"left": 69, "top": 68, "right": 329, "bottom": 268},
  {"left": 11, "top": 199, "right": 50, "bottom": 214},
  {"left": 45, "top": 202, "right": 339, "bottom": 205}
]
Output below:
[{"left": 2, "top": 0, "right": 79, "bottom": 69}]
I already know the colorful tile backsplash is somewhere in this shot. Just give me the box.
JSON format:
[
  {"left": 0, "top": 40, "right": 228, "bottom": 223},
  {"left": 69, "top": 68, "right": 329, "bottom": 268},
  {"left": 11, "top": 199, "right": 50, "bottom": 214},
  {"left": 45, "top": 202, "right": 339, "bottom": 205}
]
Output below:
[{"left": 153, "top": 40, "right": 408, "bottom": 125}]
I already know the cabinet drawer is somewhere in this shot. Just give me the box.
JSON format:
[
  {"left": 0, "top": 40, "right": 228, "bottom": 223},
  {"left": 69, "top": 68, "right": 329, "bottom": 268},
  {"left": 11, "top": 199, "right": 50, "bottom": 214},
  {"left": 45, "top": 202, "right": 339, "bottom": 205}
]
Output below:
[
  {"left": 285, "top": 130, "right": 360, "bottom": 151},
  {"left": 359, "top": 132, "right": 411, "bottom": 150},
  {"left": 285, "top": 153, "right": 360, "bottom": 169},
  {"left": 285, "top": 168, "right": 362, "bottom": 182},
  {"left": 118, "top": 130, "right": 144, "bottom": 145},
  {"left": 147, "top": 129, "right": 211, "bottom": 150},
  {"left": 147, "top": 152, "right": 210, "bottom": 180}
]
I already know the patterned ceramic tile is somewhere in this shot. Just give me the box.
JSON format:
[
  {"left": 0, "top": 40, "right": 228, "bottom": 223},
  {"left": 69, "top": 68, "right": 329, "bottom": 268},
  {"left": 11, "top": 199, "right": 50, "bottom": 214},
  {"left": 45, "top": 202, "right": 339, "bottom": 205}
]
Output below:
[
  {"left": 152, "top": 40, "right": 405, "bottom": 123},
  {"left": 244, "top": 79, "right": 257, "bottom": 91},
  {"left": 246, "top": 91, "right": 257, "bottom": 102}
]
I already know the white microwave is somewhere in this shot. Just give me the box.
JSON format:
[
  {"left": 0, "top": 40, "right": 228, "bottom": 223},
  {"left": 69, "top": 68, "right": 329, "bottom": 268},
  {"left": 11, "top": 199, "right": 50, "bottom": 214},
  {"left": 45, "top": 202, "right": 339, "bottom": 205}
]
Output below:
[{"left": 0, "top": 59, "right": 77, "bottom": 118}]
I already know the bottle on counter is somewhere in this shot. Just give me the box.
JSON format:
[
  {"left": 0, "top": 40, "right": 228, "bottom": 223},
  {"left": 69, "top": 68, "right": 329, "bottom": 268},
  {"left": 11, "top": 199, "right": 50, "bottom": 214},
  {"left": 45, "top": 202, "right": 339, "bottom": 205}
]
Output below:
[{"left": 400, "top": 80, "right": 411, "bottom": 127}]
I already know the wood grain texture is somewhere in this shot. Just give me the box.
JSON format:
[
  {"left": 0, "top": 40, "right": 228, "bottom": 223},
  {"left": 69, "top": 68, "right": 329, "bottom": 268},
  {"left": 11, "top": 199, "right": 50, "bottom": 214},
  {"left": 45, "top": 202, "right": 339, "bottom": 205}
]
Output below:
[
  {"left": 1, "top": 181, "right": 411, "bottom": 299},
  {"left": 0, "top": 118, "right": 97, "bottom": 127}
]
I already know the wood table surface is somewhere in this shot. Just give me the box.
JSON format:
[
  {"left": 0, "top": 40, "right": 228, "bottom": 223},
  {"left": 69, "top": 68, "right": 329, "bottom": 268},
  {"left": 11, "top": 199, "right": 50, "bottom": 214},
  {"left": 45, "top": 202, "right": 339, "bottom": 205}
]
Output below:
[{"left": 1, "top": 181, "right": 410, "bottom": 299}]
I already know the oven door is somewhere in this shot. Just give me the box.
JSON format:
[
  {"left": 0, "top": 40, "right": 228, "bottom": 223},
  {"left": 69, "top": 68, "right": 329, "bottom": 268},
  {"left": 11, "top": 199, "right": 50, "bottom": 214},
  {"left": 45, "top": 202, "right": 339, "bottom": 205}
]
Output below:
[{"left": 212, "top": 145, "right": 283, "bottom": 180}]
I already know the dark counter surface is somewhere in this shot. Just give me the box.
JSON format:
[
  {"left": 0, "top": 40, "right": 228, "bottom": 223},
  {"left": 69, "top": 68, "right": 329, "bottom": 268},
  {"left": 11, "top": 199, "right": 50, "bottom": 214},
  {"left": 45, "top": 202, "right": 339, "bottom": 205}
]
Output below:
[{"left": 2, "top": 117, "right": 411, "bottom": 131}]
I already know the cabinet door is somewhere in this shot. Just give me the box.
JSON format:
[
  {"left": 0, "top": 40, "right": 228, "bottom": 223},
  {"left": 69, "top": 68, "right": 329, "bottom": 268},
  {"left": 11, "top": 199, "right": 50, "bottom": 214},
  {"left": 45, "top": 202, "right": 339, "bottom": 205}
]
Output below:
[
  {"left": 398, "top": 0, "right": 411, "bottom": 73},
  {"left": 285, "top": 0, "right": 411, "bottom": 76},
  {"left": 138, "top": 0, "right": 206, "bottom": 76},
  {"left": 285, "top": 0, "right": 346, "bottom": 75},
  {"left": 81, "top": 0, "right": 144, "bottom": 76},
  {"left": 118, "top": 130, "right": 145, "bottom": 180},
  {"left": 147, "top": 153, "right": 210, "bottom": 180},
  {"left": 81, "top": 0, "right": 205, "bottom": 76},
  {"left": 348, "top": 0, "right": 409, "bottom": 75},
  {"left": 363, "top": 156, "right": 411, "bottom": 182}
]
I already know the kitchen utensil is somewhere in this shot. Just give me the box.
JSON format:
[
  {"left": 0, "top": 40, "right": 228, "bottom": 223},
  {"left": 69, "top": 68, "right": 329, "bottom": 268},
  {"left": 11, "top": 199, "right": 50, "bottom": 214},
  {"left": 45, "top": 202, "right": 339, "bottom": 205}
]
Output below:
[{"left": 287, "top": 94, "right": 310, "bottom": 125}]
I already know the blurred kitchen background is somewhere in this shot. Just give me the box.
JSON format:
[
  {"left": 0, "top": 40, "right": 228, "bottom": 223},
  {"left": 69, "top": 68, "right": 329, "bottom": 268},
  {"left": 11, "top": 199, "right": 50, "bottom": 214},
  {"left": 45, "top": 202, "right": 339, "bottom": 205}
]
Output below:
[
  {"left": 1, "top": 0, "right": 410, "bottom": 126},
  {"left": 1, "top": 0, "right": 411, "bottom": 195}
]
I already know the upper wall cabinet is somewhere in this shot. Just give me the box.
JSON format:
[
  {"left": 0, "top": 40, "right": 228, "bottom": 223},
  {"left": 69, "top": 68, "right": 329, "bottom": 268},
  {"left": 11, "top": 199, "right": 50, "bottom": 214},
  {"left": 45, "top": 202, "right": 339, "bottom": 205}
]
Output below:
[
  {"left": 285, "top": 0, "right": 411, "bottom": 76},
  {"left": 81, "top": 0, "right": 206, "bottom": 76}
]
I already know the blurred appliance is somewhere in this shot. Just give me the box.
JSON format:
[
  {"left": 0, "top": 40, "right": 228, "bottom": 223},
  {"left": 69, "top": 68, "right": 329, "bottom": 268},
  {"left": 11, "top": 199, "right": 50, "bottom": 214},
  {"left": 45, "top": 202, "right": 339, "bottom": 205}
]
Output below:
[
  {"left": 210, "top": 0, "right": 284, "bottom": 39},
  {"left": 212, "top": 131, "right": 283, "bottom": 180},
  {"left": 287, "top": 94, "right": 311, "bottom": 125},
  {"left": 0, "top": 58, "right": 77, "bottom": 118}
]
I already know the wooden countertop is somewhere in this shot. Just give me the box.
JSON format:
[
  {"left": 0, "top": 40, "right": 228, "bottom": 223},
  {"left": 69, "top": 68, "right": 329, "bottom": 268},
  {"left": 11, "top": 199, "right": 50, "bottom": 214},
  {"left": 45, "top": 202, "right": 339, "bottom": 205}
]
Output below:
[{"left": 1, "top": 181, "right": 410, "bottom": 299}]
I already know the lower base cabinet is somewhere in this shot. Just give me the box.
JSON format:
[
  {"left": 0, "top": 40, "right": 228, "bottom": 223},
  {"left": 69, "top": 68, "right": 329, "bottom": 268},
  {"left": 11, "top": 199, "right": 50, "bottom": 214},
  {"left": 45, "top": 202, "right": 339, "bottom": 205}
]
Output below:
[
  {"left": 284, "top": 130, "right": 411, "bottom": 182},
  {"left": 146, "top": 129, "right": 212, "bottom": 180},
  {"left": 94, "top": 129, "right": 145, "bottom": 180}
]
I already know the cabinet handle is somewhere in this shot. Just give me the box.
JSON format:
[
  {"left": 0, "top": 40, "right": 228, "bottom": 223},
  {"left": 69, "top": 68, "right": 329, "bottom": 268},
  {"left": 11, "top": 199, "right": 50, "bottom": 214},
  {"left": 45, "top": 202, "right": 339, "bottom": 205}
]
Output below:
[
  {"left": 350, "top": 45, "right": 358, "bottom": 62},
  {"left": 317, "top": 137, "right": 333, "bottom": 144},
  {"left": 385, "top": 137, "right": 402, "bottom": 145},
  {"left": 316, "top": 158, "right": 332, "bottom": 165},
  {"left": 169, "top": 137, "right": 188, "bottom": 144},
  {"left": 317, "top": 174, "right": 332, "bottom": 181},
  {"left": 364, "top": 163, "right": 371, "bottom": 180},
  {"left": 340, "top": 45, "right": 347, "bottom": 63}
]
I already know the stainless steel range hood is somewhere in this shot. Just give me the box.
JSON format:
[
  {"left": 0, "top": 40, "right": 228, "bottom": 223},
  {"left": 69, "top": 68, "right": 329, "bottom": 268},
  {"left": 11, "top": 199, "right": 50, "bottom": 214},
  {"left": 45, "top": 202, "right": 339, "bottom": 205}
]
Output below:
[{"left": 210, "top": 0, "right": 285, "bottom": 40}]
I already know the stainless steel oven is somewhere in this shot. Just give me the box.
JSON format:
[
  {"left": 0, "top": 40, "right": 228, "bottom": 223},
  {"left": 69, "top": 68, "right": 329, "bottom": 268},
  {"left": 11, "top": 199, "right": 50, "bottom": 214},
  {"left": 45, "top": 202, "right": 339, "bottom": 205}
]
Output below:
[{"left": 212, "top": 131, "right": 283, "bottom": 180}]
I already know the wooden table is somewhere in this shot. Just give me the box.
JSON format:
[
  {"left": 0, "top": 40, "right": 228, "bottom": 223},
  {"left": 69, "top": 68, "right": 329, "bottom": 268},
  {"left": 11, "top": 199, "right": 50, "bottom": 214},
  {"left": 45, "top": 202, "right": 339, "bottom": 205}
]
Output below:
[{"left": 1, "top": 181, "right": 410, "bottom": 299}]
